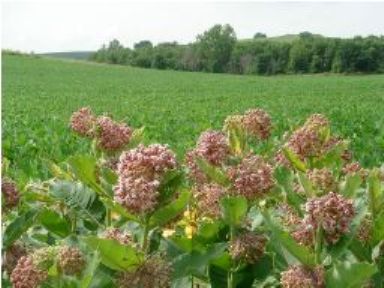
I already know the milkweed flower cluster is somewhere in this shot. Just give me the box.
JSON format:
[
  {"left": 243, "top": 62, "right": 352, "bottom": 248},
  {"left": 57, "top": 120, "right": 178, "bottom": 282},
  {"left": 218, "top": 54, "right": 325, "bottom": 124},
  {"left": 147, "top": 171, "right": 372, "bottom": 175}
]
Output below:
[
  {"left": 114, "top": 144, "right": 177, "bottom": 214},
  {"left": 307, "top": 168, "right": 336, "bottom": 193},
  {"left": 32, "top": 247, "right": 57, "bottom": 270},
  {"left": 195, "top": 130, "right": 229, "bottom": 166},
  {"left": 228, "top": 155, "right": 274, "bottom": 200},
  {"left": 342, "top": 162, "right": 369, "bottom": 180},
  {"left": 70, "top": 107, "right": 133, "bottom": 152},
  {"left": 229, "top": 232, "right": 267, "bottom": 264},
  {"left": 117, "top": 255, "right": 171, "bottom": 288},
  {"left": 96, "top": 116, "right": 133, "bottom": 151},
  {"left": 303, "top": 192, "right": 354, "bottom": 244},
  {"left": 194, "top": 183, "right": 226, "bottom": 218},
  {"left": 10, "top": 256, "right": 48, "bottom": 288},
  {"left": 185, "top": 130, "right": 229, "bottom": 186},
  {"left": 280, "top": 265, "right": 325, "bottom": 288},
  {"left": 70, "top": 107, "right": 96, "bottom": 137},
  {"left": 2, "top": 178, "right": 20, "bottom": 209},
  {"left": 242, "top": 108, "right": 272, "bottom": 139},
  {"left": 57, "top": 246, "right": 86, "bottom": 276}
]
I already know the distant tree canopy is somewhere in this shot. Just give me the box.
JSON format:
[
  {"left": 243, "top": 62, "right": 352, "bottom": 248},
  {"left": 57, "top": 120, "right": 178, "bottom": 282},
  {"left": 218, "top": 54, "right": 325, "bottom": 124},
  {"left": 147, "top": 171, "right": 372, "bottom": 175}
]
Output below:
[{"left": 90, "top": 24, "right": 384, "bottom": 75}]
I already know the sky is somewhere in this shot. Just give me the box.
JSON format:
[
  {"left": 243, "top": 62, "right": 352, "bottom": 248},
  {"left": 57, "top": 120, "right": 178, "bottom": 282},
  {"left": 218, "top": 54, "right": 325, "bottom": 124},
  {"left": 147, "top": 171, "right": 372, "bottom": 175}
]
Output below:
[{"left": 2, "top": 1, "right": 384, "bottom": 53}]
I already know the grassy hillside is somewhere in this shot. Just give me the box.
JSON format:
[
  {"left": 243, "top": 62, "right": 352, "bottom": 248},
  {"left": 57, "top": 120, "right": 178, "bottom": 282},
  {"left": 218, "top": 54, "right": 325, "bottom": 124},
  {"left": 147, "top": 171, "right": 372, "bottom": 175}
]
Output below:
[{"left": 2, "top": 54, "right": 384, "bottom": 179}]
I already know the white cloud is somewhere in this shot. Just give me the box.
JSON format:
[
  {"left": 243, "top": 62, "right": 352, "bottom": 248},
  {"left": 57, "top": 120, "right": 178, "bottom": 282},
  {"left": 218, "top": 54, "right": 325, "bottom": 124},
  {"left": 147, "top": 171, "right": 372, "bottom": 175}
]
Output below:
[{"left": 2, "top": 1, "right": 384, "bottom": 53}]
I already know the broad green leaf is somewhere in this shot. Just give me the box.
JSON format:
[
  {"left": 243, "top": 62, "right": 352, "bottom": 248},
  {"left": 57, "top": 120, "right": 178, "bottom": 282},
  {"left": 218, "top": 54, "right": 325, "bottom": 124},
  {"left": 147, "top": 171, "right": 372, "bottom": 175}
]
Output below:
[
  {"left": 282, "top": 147, "right": 307, "bottom": 172},
  {"left": 68, "top": 155, "right": 106, "bottom": 196},
  {"left": 84, "top": 236, "right": 142, "bottom": 271},
  {"left": 368, "top": 169, "right": 383, "bottom": 216},
  {"left": 39, "top": 209, "right": 71, "bottom": 237},
  {"left": 3, "top": 209, "right": 40, "bottom": 248},
  {"left": 157, "top": 170, "right": 185, "bottom": 204},
  {"left": 298, "top": 172, "right": 315, "bottom": 197},
  {"left": 196, "top": 157, "right": 231, "bottom": 187},
  {"left": 341, "top": 174, "right": 362, "bottom": 198},
  {"left": 262, "top": 211, "right": 316, "bottom": 267},
  {"left": 149, "top": 190, "right": 191, "bottom": 228},
  {"left": 325, "top": 261, "right": 377, "bottom": 288},
  {"left": 220, "top": 196, "right": 247, "bottom": 226}
]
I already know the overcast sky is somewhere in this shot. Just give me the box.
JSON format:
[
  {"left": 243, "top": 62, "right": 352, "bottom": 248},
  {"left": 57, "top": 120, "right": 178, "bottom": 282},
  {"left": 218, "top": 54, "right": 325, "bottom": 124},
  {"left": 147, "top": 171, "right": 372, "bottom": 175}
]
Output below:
[{"left": 2, "top": 1, "right": 384, "bottom": 53}]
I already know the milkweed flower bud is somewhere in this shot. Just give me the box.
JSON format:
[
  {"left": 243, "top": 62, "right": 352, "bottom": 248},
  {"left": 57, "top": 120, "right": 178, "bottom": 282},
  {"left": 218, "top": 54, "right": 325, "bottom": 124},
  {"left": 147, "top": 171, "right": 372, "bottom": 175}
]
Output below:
[
  {"left": 57, "top": 246, "right": 86, "bottom": 276},
  {"left": 114, "top": 144, "right": 177, "bottom": 214},
  {"left": 194, "top": 183, "right": 226, "bottom": 218},
  {"left": 229, "top": 232, "right": 267, "bottom": 264},
  {"left": 195, "top": 130, "right": 229, "bottom": 166},
  {"left": 280, "top": 265, "right": 325, "bottom": 288},
  {"left": 2, "top": 243, "right": 27, "bottom": 275},
  {"left": 278, "top": 204, "right": 301, "bottom": 227},
  {"left": 117, "top": 256, "right": 171, "bottom": 288},
  {"left": 11, "top": 256, "right": 48, "bottom": 288},
  {"left": 307, "top": 168, "right": 336, "bottom": 193},
  {"left": 70, "top": 107, "right": 96, "bottom": 137},
  {"left": 305, "top": 192, "right": 354, "bottom": 244},
  {"left": 229, "top": 155, "right": 274, "bottom": 200},
  {"left": 242, "top": 108, "right": 272, "bottom": 140},
  {"left": 96, "top": 116, "right": 133, "bottom": 151},
  {"left": 292, "top": 221, "right": 315, "bottom": 247},
  {"left": 104, "top": 228, "right": 133, "bottom": 245},
  {"left": 2, "top": 178, "right": 20, "bottom": 209},
  {"left": 304, "top": 114, "right": 329, "bottom": 128},
  {"left": 357, "top": 217, "right": 373, "bottom": 244}
]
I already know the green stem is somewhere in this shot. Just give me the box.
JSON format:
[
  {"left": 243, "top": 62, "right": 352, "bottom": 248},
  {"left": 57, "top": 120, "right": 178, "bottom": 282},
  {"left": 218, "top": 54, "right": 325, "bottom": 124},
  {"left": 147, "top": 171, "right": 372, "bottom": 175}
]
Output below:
[
  {"left": 314, "top": 225, "right": 323, "bottom": 265},
  {"left": 228, "top": 226, "right": 235, "bottom": 288},
  {"left": 105, "top": 208, "right": 112, "bottom": 227},
  {"left": 141, "top": 219, "right": 150, "bottom": 254}
]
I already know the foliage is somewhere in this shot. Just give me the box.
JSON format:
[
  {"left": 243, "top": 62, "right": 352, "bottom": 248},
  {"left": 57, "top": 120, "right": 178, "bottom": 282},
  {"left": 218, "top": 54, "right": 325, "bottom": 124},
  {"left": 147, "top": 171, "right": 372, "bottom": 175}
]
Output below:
[{"left": 2, "top": 106, "right": 384, "bottom": 287}]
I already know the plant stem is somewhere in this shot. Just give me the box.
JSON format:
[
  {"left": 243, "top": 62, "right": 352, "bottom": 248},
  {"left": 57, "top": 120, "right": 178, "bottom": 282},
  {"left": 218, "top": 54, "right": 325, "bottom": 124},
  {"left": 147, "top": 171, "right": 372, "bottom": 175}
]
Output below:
[
  {"left": 105, "top": 208, "right": 112, "bottom": 227},
  {"left": 228, "top": 226, "right": 235, "bottom": 288},
  {"left": 141, "top": 218, "right": 150, "bottom": 254}
]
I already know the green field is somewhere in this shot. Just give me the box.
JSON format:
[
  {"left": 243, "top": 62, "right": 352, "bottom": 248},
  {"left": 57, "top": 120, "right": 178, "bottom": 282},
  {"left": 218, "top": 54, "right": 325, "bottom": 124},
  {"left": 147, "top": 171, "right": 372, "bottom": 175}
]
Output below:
[{"left": 2, "top": 54, "right": 384, "bottom": 179}]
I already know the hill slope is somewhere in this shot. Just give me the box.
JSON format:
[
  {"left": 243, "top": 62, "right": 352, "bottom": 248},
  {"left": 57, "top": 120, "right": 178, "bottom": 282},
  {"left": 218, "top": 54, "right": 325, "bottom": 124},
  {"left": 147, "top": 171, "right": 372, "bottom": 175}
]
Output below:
[{"left": 2, "top": 54, "right": 384, "bottom": 178}]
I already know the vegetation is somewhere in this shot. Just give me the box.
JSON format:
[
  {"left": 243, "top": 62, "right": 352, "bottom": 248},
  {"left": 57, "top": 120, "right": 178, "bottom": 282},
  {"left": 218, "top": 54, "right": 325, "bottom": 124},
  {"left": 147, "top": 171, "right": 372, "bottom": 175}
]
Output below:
[
  {"left": 2, "top": 54, "right": 384, "bottom": 182},
  {"left": 2, "top": 104, "right": 384, "bottom": 287},
  {"left": 90, "top": 24, "right": 384, "bottom": 75}
]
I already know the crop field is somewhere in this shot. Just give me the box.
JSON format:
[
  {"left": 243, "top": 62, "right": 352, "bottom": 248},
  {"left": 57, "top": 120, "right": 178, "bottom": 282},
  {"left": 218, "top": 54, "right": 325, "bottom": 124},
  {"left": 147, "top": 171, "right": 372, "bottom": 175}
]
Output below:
[{"left": 2, "top": 54, "right": 384, "bottom": 180}]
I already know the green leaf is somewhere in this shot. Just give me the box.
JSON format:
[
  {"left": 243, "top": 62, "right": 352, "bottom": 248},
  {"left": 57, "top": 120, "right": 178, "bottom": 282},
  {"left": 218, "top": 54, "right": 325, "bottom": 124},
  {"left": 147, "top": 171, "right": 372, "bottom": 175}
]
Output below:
[
  {"left": 220, "top": 196, "right": 247, "bottom": 226},
  {"left": 298, "top": 172, "right": 315, "bottom": 197},
  {"left": 84, "top": 236, "right": 142, "bottom": 271},
  {"left": 325, "top": 261, "right": 377, "bottom": 288},
  {"left": 282, "top": 147, "right": 307, "bottom": 172},
  {"left": 341, "top": 174, "right": 362, "bottom": 198},
  {"left": 68, "top": 155, "right": 106, "bottom": 196},
  {"left": 196, "top": 157, "right": 231, "bottom": 187},
  {"left": 3, "top": 209, "right": 40, "bottom": 248},
  {"left": 368, "top": 169, "right": 383, "bottom": 216},
  {"left": 149, "top": 190, "right": 191, "bottom": 228},
  {"left": 39, "top": 209, "right": 71, "bottom": 237},
  {"left": 80, "top": 252, "right": 100, "bottom": 288},
  {"left": 262, "top": 211, "right": 316, "bottom": 267},
  {"left": 157, "top": 170, "right": 185, "bottom": 204}
]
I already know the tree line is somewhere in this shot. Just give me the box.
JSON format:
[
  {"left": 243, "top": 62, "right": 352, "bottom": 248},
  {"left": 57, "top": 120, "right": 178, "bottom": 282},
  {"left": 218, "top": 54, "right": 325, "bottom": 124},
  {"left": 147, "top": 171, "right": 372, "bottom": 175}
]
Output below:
[{"left": 89, "top": 24, "right": 384, "bottom": 75}]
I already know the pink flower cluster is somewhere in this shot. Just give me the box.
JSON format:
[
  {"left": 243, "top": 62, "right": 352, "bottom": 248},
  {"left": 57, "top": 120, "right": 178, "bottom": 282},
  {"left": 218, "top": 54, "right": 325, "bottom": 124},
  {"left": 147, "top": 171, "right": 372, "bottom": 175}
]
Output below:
[
  {"left": 242, "top": 108, "right": 272, "bottom": 140},
  {"left": 70, "top": 107, "right": 133, "bottom": 152},
  {"left": 194, "top": 183, "right": 226, "bottom": 218},
  {"left": 96, "top": 116, "right": 133, "bottom": 152},
  {"left": 11, "top": 256, "right": 48, "bottom": 288},
  {"left": 305, "top": 192, "right": 354, "bottom": 244},
  {"left": 2, "top": 244, "right": 27, "bottom": 275},
  {"left": 228, "top": 155, "right": 274, "bottom": 200},
  {"left": 195, "top": 130, "right": 229, "bottom": 166},
  {"left": 114, "top": 144, "right": 177, "bottom": 214},
  {"left": 2, "top": 178, "right": 20, "bottom": 209},
  {"left": 58, "top": 246, "right": 86, "bottom": 276},
  {"left": 280, "top": 265, "right": 325, "bottom": 288},
  {"left": 117, "top": 255, "right": 171, "bottom": 288},
  {"left": 70, "top": 107, "right": 96, "bottom": 137},
  {"left": 342, "top": 162, "right": 369, "bottom": 180},
  {"left": 229, "top": 232, "right": 267, "bottom": 264},
  {"left": 307, "top": 168, "right": 335, "bottom": 192}
]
